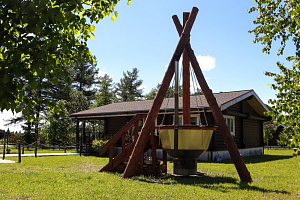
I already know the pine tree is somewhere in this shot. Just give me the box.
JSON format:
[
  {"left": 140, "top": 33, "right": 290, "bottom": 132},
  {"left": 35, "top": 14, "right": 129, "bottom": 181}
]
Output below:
[
  {"left": 116, "top": 68, "right": 143, "bottom": 101},
  {"left": 95, "top": 74, "right": 115, "bottom": 107}
]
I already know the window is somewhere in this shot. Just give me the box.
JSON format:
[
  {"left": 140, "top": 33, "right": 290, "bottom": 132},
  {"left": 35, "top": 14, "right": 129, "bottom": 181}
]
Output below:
[
  {"left": 224, "top": 115, "right": 235, "bottom": 136},
  {"left": 177, "top": 114, "right": 200, "bottom": 125},
  {"left": 140, "top": 118, "right": 158, "bottom": 135}
]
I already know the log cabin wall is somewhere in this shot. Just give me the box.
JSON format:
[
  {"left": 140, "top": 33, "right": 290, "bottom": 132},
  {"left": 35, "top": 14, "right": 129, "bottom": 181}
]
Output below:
[
  {"left": 105, "top": 116, "right": 134, "bottom": 136},
  {"left": 210, "top": 100, "right": 264, "bottom": 151},
  {"left": 242, "top": 101, "right": 264, "bottom": 147}
]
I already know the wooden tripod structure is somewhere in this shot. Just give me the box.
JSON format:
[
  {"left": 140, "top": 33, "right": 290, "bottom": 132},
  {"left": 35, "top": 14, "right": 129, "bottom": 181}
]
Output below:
[{"left": 122, "top": 7, "right": 252, "bottom": 182}]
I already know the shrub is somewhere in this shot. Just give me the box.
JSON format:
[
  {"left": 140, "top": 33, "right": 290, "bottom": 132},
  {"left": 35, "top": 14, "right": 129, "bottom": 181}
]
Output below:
[
  {"left": 92, "top": 138, "right": 109, "bottom": 157},
  {"left": 6, "top": 147, "right": 11, "bottom": 154}
]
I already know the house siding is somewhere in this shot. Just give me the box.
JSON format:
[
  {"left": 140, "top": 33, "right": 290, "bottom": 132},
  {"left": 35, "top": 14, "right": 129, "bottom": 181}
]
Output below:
[
  {"left": 210, "top": 101, "right": 264, "bottom": 151},
  {"left": 105, "top": 116, "right": 133, "bottom": 136},
  {"left": 103, "top": 99, "right": 264, "bottom": 150},
  {"left": 242, "top": 101, "right": 264, "bottom": 147},
  {"left": 243, "top": 119, "right": 263, "bottom": 147}
]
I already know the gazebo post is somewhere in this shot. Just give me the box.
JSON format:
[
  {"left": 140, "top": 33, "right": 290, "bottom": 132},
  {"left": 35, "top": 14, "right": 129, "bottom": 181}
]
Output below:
[{"left": 76, "top": 119, "right": 79, "bottom": 153}]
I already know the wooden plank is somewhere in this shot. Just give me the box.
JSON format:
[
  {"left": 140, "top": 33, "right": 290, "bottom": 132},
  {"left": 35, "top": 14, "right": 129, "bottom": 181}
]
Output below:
[
  {"left": 151, "top": 129, "right": 157, "bottom": 174},
  {"left": 109, "top": 145, "right": 114, "bottom": 170},
  {"left": 172, "top": 15, "right": 252, "bottom": 182},
  {"left": 122, "top": 7, "right": 199, "bottom": 179},
  {"left": 134, "top": 121, "right": 139, "bottom": 142},
  {"left": 100, "top": 141, "right": 135, "bottom": 172}
]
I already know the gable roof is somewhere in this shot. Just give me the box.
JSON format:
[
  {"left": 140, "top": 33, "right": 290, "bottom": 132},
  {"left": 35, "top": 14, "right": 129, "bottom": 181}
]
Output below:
[{"left": 70, "top": 90, "right": 268, "bottom": 119}]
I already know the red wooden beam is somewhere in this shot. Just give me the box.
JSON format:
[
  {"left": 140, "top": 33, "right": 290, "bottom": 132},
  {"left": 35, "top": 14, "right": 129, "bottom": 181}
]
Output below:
[
  {"left": 182, "top": 12, "right": 191, "bottom": 125},
  {"left": 172, "top": 15, "right": 252, "bottom": 182},
  {"left": 122, "top": 7, "right": 199, "bottom": 178},
  {"left": 101, "top": 114, "right": 146, "bottom": 153}
]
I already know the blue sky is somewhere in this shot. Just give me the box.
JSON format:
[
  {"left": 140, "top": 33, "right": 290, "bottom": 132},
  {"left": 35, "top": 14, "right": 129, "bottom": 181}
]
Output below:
[
  {"left": 0, "top": 0, "right": 294, "bottom": 132},
  {"left": 88, "top": 0, "right": 291, "bottom": 102}
]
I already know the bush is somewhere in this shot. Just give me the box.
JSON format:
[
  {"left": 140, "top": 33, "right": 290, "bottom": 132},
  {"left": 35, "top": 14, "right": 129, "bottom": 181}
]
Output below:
[{"left": 92, "top": 138, "right": 109, "bottom": 157}]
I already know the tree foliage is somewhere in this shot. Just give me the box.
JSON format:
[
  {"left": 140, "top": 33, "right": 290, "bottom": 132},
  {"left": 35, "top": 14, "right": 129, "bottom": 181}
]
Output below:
[
  {"left": 249, "top": 0, "right": 300, "bottom": 155},
  {"left": 248, "top": 0, "right": 300, "bottom": 57},
  {"left": 42, "top": 100, "right": 72, "bottom": 145},
  {"left": 0, "top": 0, "right": 125, "bottom": 114},
  {"left": 263, "top": 121, "right": 276, "bottom": 146},
  {"left": 116, "top": 68, "right": 143, "bottom": 101},
  {"left": 94, "top": 74, "right": 115, "bottom": 107},
  {"left": 71, "top": 56, "right": 98, "bottom": 101},
  {"left": 265, "top": 62, "right": 300, "bottom": 155}
]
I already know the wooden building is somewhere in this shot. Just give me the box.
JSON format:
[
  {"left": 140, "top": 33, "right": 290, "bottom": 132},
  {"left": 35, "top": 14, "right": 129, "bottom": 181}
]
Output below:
[{"left": 70, "top": 90, "right": 270, "bottom": 161}]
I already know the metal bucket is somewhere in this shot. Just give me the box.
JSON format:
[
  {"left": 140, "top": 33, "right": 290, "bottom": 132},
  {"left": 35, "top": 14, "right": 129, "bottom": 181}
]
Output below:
[{"left": 159, "top": 126, "right": 216, "bottom": 159}]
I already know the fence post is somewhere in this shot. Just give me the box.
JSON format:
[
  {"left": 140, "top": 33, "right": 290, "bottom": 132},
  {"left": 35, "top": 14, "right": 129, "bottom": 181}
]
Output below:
[
  {"left": 64, "top": 143, "right": 66, "bottom": 153},
  {"left": 18, "top": 143, "right": 21, "bottom": 163},
  {"left": 2, "top": 135, "right": 6, "bottom": 160},
  {"left": 22, "top": 141, "right": 25, "bottom": 154},
  {"left": 80, "top": 142, "right": 82, "bottom": 156},
  {"left": 35, "top": 142, "right": 37, "bottom": 158}
]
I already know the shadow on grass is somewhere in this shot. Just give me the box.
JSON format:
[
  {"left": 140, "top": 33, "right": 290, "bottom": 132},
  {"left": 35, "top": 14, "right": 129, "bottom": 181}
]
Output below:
[
  {"left": 212, "top": 154, "right": 293, "bottom": 165},
  {"left": 134, "top": 173, "right": 289, "bottom": 195}
]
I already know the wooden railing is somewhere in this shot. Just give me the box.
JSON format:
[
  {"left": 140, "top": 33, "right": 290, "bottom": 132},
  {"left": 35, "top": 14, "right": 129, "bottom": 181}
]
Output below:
[
  {"left": 100, "top": 114, "right": 147, "bottom": 172},
  {"left": 100, "top": 114, "right": 167, "bottom": 175}
]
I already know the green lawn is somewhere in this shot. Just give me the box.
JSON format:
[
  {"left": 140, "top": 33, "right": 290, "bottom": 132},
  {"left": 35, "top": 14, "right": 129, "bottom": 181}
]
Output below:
[{"left": 0, "top": 149, "right": 299, "bottom": 199}]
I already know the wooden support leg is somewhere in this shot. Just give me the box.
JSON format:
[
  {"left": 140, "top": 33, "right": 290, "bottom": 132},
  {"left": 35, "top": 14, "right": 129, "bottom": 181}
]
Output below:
[
  {"left": 139, "top": 150, "right": 144, "bottom": 175},
  {"left": 122, "top": 7, "right": 199, "bottom": 179},
  {"left": 172, "top": 15, "right": 252, "bottom": 182},
  {"left": 109, "top": 145, "right": 114, "bottom": 170},
  {"left": 151, "top": 129, "right": 157, "bottom": 174},
  {"left": 122, "top": 134, "right": 126, "bottom": 155}
]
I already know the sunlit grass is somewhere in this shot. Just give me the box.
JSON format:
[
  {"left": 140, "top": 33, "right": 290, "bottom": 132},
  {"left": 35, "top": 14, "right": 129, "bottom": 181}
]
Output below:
[{"left": 0, "top": 149, "right": 299, "bottom": 199}]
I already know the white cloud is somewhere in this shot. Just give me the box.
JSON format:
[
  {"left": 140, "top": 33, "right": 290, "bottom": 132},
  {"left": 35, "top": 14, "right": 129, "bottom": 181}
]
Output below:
[
  {"left": 138, "top": 85, "right": 147, "bottom": 90},
  {"left": 176, "top": 54, "right": 216, "bottom": 72},
  {"left": 98, "top": 68, "right": 108, "bottom": 77},
  {"left": 196, "top": 55, "right": 216, "bottom": 71},
  {"left": 0, "top": 110, "right": 22, "bottom": 132}
]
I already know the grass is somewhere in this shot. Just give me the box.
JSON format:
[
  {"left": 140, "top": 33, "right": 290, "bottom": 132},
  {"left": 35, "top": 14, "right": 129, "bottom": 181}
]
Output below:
[
  {"left": 0, "top": 146, "right": 77, "bottom": 154},
  {"left": 0, "top": 149, "right": 299, "bottom": 199}
]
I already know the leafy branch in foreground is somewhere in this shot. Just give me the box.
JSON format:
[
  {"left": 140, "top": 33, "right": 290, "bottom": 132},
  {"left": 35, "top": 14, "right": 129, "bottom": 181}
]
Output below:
[
  {"left": 0, "top": 0, "right": 130, "bottom": 116},
  {"left": 249, "top": 0, "right": 300, "bottom": 155}
]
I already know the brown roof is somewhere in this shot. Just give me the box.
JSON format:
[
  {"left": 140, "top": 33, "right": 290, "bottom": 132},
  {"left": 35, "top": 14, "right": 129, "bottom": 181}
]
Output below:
[{"left": 70, "top": 90, "right": 267, "bottom": 119}]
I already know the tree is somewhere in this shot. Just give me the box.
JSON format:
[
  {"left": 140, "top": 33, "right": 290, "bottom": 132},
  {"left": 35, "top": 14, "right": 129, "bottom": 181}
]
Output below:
[
  {"left": 0, "top": 0, "right": 128, "bottom": 114},
  {"left": 71, "top": 56, "right": 99, "bottom": 102},
  {"left": 42, "top": 100, "right": 72, "bottom": 145},
  {"left": 248, "top": 1, "right": 300, "bottom": 57},
  {"left": 66, "top": 90, "right": 90, "bottom": 114},
  {"left": 145, "top": 84, "right": 160, "bottom": 100},
  {"left": 263, "top": 121, "right": 276, "bottom": 146},
  {"left": 94, "top": 74, "right": 115, "bottom": 107},
  {"left": 145, "top": 83, "right": 184, "bottom": 100},
  {"left": 249, "top": 1, "right": 300, "bottom": 156},
  {"left": 116, "top": 68, "right": 143, "bottom": 101},
  {"left": 265, "top": 63, "right": 300, "bottom": 155},
  {"left": 191, "top": 88, "right": 203, "bottom": 96}
]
